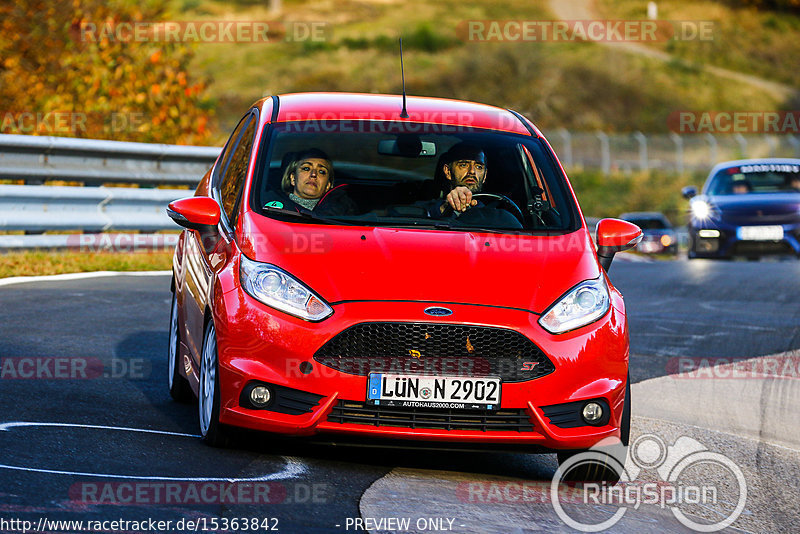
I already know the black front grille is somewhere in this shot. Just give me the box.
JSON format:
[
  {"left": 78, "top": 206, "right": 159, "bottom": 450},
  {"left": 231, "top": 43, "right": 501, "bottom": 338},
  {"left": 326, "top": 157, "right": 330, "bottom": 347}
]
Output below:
[
  {"left": 314, "top": 322, "right": 554, "bottom": 382},
  {"left": 328, "top": 400, "right": 534, "bottom": 432},
  {"left": 732, "top": 240, "right": 793, "bottom": 256}
]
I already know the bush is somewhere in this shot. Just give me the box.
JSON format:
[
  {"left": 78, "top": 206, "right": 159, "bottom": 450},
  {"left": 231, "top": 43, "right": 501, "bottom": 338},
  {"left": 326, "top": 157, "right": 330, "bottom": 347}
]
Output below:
[
  {"left": 0, "top": 0, "right": 213, "bottom": 144},
  {"left": 567, "top": 170, "right": 705, "bottom": 224}
]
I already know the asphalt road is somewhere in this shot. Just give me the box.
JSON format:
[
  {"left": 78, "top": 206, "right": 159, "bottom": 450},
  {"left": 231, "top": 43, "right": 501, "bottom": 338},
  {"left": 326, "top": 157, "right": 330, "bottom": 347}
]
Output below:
[
  {"left": 612, "top": 259, "right": 800, "bottom": 383},
  {"left": 0, "top": 259, "right": 798, "bottom": 533}
]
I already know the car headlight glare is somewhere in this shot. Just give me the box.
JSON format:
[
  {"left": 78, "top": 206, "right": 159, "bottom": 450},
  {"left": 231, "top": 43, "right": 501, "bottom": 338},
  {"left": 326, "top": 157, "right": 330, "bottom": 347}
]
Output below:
[
  {"left": 538, "top": 276, "right": 610, "bottom": 334},
  {"left": 691, "top": 200, "right": 712, "bottom": 220},
  {"left": 240, "top": 256, "right": 333, "bottom": 321}
]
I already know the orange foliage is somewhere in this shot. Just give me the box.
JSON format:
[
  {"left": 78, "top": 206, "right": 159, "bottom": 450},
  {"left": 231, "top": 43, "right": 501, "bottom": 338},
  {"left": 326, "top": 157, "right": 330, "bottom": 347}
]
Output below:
[{"left": 0, "top": 0, "right": 213, "bottom": 144}]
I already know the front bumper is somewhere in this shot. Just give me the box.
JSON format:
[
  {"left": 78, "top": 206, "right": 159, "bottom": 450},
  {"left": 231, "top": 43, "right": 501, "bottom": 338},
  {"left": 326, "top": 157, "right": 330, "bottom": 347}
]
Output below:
[
  {"left": 212, "top": 292, "right": 629, "bottom": 451},
  {"left": 688, "top": 221, "right": 800, "bottom": 258}
]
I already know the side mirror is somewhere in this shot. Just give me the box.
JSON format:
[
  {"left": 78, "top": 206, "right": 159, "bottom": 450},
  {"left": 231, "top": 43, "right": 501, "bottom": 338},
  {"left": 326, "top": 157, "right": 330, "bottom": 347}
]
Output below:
[
  {"left": 596, "top": 218, "right": 643, "bottom": 272},
  {"left": 681, "top": 186, "right": 698, "bottom": 199},
  {"left": 167, "top": 197, "right": 221, "bottom": 232}
]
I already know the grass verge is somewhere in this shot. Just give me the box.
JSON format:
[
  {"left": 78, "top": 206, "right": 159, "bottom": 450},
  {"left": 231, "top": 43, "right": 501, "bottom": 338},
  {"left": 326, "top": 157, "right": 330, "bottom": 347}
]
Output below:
[
  {"left": 0, "top": 251, "right": 173, "bottom": 279},
  {"left": 596, "top": 0, "right": 800, "bottom": 92}
]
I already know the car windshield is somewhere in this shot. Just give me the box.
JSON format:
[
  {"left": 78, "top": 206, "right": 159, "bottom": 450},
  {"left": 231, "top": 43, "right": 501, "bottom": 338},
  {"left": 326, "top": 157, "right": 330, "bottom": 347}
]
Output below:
[
  {"left": 625, "top": 218, "right": 668, "bottom": 230},
  {"left": 250, "top": 121, "right": 578, "bottom": 233},
  {"left": 707, "top": 163, "right": 800, "bottom": 195}
]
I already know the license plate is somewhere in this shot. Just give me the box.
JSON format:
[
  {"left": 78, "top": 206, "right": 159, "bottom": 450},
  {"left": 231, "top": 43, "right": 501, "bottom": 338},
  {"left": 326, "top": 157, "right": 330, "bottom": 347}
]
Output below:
[
  {"left": 738, "top": 225, "right": 783, "bottom": 241},
  {"left": 367, "top": 374, "right": 501, "bottom": 410}
]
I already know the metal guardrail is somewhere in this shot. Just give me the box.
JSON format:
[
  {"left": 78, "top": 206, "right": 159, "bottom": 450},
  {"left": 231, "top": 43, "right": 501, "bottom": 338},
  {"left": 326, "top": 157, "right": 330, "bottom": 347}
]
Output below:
[
  {"left": 0, "top": 133, "right": 218, "bottom": 249},
  {"left": 0, "top": 233, "right": 179, "bottom": 251},
  {"left": 0, "top": 133, "right": 219, "bottom": 186},
  {"left": 0, "top": 184, "right": 189, "bottom": 232}
]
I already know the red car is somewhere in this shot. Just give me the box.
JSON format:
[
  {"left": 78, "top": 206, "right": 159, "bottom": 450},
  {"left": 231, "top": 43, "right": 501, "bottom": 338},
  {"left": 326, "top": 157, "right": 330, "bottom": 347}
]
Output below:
[{"left": 167, "top": 93, "right": 641, "bottom": 475}]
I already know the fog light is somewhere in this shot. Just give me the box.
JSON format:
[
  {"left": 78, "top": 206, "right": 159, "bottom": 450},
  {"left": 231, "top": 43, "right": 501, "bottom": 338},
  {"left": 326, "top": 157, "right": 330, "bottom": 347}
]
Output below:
[
  {"left": 582, "top": 402, "right": 604, "bottom": 424},
  {"left": 250, "top": 385, "right": 272, "bottom": 407}
]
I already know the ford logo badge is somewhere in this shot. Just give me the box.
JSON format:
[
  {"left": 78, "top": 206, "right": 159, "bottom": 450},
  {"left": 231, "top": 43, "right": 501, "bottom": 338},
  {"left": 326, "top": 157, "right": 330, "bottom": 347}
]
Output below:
[{"left": 424, "top": 307, "right": 453, "bottom": 317}]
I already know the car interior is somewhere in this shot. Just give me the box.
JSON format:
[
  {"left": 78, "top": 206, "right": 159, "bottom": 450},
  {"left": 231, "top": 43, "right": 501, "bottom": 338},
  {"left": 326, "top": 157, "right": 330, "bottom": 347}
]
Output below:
[{"left": 252, "top": 125, "right": 576, "bottom": 231}]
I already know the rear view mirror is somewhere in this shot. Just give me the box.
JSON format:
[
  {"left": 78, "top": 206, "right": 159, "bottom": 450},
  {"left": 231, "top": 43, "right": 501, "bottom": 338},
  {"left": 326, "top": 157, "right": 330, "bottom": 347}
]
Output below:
[
  {"left": 595, "top": 218, "right": 643, "bottom": 272},
  {"left": 378, "top": 135, "right": 436, "bottom": 157},
  {"left": 682, "top": 186, "right": 698, "bottom": 199}
]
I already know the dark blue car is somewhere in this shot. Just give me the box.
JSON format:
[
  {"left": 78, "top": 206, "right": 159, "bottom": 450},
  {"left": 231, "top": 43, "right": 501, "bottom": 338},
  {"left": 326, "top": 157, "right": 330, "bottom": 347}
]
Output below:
[
  {"left": 619, "top": 212, "right": 678, "bottom": 255},
  {"left": 683, "top": 158, "right": 800, "bottom": 259}
]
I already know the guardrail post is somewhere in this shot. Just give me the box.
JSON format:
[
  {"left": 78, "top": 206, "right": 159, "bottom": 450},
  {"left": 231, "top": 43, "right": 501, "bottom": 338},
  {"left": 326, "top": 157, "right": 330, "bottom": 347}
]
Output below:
[
  {"left": 634, "top": 131, "right": 648, "bottom": 171},
  {"left": 670, "top": 133, "right": 684, "bottom": 174},
  {"left": 558, "top": 129, "right": 573, "bottom": 168},
  {"left": 788, "top": 135, "right": 800, "bottom": 157},
  {"left": 765, "top": 135, "right": 777, "bottom": 157},
  {"left": 704, "top": 133, "right": 718, "bottom": 166},
  {"left": 596, "top": 131, "right": 610, "bottom": 176},
  {"left": 734, "top": 133, "right": 747, "bottom": 158}
]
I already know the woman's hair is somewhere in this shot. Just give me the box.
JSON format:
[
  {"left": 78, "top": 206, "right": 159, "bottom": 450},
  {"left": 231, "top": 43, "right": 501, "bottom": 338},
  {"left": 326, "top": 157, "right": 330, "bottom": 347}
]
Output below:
[{"left": 281, "top": 148, "right": 334, "bottom": 193}]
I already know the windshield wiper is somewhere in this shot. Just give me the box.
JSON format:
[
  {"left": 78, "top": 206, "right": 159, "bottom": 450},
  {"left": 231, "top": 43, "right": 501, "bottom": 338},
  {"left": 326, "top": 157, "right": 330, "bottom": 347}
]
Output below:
[{"left": 432, "top": 221, "right": 524, "bottom": 234}]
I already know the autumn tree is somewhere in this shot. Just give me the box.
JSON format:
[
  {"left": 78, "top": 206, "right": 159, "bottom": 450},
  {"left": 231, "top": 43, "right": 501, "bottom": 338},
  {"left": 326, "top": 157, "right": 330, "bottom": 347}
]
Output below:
[{"left": 0, "top": 0, "right": 213, "bottom": 144}]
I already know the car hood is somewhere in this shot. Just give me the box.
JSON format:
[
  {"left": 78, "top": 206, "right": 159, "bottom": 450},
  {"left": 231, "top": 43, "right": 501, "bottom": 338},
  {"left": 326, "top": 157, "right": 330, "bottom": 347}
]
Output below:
[
  {"left": 706, "top": 193, "right": 800, "bottom": 214},
  {"left": 238, "top": 213, "right": 601, "bottom": 314}
]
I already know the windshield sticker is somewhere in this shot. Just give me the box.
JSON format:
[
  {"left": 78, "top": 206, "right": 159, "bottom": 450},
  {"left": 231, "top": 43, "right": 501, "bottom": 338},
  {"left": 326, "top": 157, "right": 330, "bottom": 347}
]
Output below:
[
  {"left": 265, "top": 201, "right": 284, "bottom": 208},
  {"left": 738, "top": 164, "right": 800, "bottom": 174}
]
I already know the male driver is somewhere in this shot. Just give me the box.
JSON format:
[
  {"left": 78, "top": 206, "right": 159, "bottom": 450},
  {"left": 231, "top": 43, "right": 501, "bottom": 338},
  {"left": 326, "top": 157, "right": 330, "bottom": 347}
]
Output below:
[
  {"left": 731, "top": 179, "right": 751, "bottom": 195},
  {"left": 425, "top": 142, "right": 488, "bottom": 216}
]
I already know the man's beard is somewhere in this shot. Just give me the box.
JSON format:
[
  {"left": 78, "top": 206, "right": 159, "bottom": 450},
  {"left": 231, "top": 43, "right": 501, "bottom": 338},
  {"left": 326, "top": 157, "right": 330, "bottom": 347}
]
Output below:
[{"left": 461, "top": 179, "right": 483, "bottom": 193}]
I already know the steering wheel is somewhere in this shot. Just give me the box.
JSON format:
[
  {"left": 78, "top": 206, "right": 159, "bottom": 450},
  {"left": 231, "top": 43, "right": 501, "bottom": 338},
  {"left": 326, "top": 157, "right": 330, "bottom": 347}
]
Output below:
[{"left": 442, "top": 192, "right": 525, "bottom": 226}]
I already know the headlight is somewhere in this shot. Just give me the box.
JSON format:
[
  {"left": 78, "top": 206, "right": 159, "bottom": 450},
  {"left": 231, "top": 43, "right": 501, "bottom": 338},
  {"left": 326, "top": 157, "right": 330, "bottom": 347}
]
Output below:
[
  {"left": 240, "top": 256, "right": 333, "bottom": 321},
  {"left": 538, "top": 276, "right": 610, "bottom": 334},
  {"left": 690, "top": 200, "right": 712, "bottom": 220}
]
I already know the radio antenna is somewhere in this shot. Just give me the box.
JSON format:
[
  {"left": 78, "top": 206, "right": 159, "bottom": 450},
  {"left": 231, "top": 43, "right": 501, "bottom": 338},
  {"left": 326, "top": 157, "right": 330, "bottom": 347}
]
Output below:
[{"left": 399, "top": 37, "right": 409, "bottom": 118}]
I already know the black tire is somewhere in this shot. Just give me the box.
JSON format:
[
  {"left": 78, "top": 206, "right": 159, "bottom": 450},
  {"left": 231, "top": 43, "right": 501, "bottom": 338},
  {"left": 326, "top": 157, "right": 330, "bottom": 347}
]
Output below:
[
  {"left": 556, "top": 449, "right": 624, "bottom": 483},
  {"left": 168, "top": 291, "right": 193, "bottom": 403},
  {"left": 556, "top": 375, "right": 630, "bottom": 484},
  {"left": 198, "top": 319, "right": 230, "bottom": 447},
  {"left": 620, "top": 373, "right": 631, "bottom": 447}
]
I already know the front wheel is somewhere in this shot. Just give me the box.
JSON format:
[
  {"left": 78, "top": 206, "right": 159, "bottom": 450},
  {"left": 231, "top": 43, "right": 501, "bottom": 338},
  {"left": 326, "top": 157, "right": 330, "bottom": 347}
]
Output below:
[
  {"left": 168, "top": 291, "right": 193, "bottom": 403},
  {"left": 556, "top": 376, "right": 630, "bottom": 483},
  {"left": 198, "top": 320, "right": 229, "bottom": 447}
]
